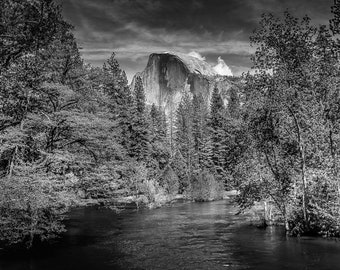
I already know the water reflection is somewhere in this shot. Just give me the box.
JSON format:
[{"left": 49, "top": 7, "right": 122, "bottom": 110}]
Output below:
[{"left": 1, "top": 200, "right": 340, "bottom": 270}]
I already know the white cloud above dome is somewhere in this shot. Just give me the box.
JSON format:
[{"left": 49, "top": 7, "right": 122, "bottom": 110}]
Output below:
[{"left": 187, "top": 51, "right": 206, "bottom": 61}]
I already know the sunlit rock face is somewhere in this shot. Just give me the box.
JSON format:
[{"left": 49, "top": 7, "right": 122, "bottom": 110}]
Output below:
[{"left": 131, "top": 52, "right": 238, "bottom": 115}]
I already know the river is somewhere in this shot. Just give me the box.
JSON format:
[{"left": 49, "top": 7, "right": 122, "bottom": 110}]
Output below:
[{"left": 1, "top": 200, "right": 340, "bottom": 270}]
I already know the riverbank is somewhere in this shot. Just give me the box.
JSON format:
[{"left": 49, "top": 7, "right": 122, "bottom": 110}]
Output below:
[{"left": 79, "top": 190, "right": 238, "bottom": 212}]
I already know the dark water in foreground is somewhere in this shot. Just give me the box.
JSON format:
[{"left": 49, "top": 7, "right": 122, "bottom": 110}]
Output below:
[{"left": 1, "top": 200, "right": 340, "bottom": 270}]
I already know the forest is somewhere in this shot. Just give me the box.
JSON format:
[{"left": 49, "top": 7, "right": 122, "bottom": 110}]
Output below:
[{"left": 0, "top": 0, "right": 340, "bottom": 249}]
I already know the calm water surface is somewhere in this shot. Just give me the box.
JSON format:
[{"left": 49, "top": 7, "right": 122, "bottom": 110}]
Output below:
[{"left": 1, "top": 200, "right": 340, "bottom": 270}]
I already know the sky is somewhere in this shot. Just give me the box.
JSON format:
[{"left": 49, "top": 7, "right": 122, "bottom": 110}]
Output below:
[{"left": 58, "top": 0, "right": 334, "bottom": 81}]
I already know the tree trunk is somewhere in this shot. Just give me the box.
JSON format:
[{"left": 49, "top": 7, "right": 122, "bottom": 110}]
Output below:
[
  {"left": 284, "top": 216, "right": 290, "bottom": 231},
  {"left": 283, "top": 204, "right": 290, "bottom": 231},
  {"left": 8, "top": 146, "right": 18, "bottom": 178},
  {"left": 288, "top": 106, "right": 308, "bottom": 223},
  {"left": 264, "top": 200, "right": 268, "bottom": 225},
  {"left": 300, "top": 145, "right": 307, "bottom": 222}
]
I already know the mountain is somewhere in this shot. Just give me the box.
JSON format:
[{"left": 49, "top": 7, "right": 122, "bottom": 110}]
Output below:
[{"left": 131, "top": 52, "right": 240, "bottom": 115}]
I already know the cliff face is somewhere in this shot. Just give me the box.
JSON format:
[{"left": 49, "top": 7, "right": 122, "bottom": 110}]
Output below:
[{"left": 131, "top": 52, "right": 238, "bottom": 115}]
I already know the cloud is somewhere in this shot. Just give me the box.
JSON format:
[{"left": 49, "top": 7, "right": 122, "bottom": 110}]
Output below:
[
  {"left": 213, "top": 57, "right": 233, "bottom": 76},
  {"left": 188, "top": 51, "right": 206, "bottom": 61},
  {"left": 58, "top": 0, "right": 334, "bottom": 81}
]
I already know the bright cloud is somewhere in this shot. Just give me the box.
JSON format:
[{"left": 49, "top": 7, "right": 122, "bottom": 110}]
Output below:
[{"left": 188, "top": 51, "right": 206, "bottom": 61}]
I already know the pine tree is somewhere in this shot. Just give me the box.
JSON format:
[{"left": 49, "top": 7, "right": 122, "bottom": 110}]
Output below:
[
  {"left": 228, "top": 87, "right": 240, "bottom": 119},
  {"left": 102, "top": 52, "right": 130, "bottom": 116},
  {"left": 209, "top": 86, "right": 226, "bottom": 176},
  {"left": 134, "top": 76, "right": 146, "bottom": 114},
  {"left": 102, "top": 53, "right": 133, "bottom": 151},
  {"left": 159, "top": 110, "right": 168, "bottom": 140},
  {"left": 192, "top": 94, "right": 212, "bottom": 169},
  {"left": 150, "top": 104, "right": 159, "bottom": 138},
  {"left": 175, "top": 91, "right": 194, "bottom": 172},
  {"left": 149, "top": 104, "right": 170, "bottom": 170},
  {"left": 150, "top": 104, "right": 167, "bottom": 143},
  {"left": 130, "top": 76, "right": 150, "bottom": 160}
]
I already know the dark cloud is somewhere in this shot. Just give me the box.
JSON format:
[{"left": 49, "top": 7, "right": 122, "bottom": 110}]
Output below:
[{"left": 57, "top": 0, "right": 334, "bottom": 80}]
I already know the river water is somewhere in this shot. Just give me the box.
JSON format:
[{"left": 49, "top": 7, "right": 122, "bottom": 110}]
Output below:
[{"left": 1, "top": 200, "right": 340, "bottom": 270}]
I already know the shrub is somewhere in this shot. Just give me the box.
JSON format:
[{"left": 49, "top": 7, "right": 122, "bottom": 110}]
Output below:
[
  {"left": 159, "top": 165, "right": 179, "bottom": 195},
  {"left": 288, "top": 174, "right": 340, "bottom": 237},
  {"left": 190, "top": 170, "right": 224, "bottom": 202},
  {"left": 0, "top": 172, "right": 75, "bottom": 248}
]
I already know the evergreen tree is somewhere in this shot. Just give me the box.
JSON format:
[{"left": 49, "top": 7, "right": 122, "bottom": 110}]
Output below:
[
  {"left": 130, "top": 76, "right": 150, "bottom": 160},
  {"left": 159, "top": 110, "right": 168, "bottom": 140},
  {"left": 209, "top": 86, "right": 227, "bottom": 176},
  {"left": 150, "top": 104, "right": 159, "bottom": 138},
  {"left": 102, "top": 53, "right": 133, "bottom": 150},
  {"left": 149, "top": 104, "right": 170, "bottom": 170},
  {"left": 134, "top": 76, "right": 146, "bottom": 114},
  {"left": 102, "top": 52, "right": 130, "bottom": 116},
  {"left": 150, "top": 104, "right": 167, "bottom": 143},
  {"left": 228, "top": 87, "right": 240, "bottom": 119},
  {"left": 192, "top": 94, "right": 212, "bottom": 169},
  {"left": 175, "top": 91, "right": 194, "bottom": 172}
]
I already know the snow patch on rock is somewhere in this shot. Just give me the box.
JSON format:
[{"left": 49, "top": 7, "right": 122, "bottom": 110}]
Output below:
[{"left": 213, "top": 57, "right": 233, "bottom": 76}]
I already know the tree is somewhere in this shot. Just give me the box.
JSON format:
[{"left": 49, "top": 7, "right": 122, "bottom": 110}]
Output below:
[
  {"left": 330, "top": 0, "right": 340, "bottom": 34},
  {"left": 192, "top": 93, "right": 212, "bottom": 169},
  {"left": 102, "top": 52, "right": 130, "bottom": 115},
  {"left": 209, "top": 86, "right": 227, "bottom": 177},
  {"left": 150, "top": 104, "right": 167, "bottom": 142},
  {"left": 102, "top": 53, "right": 133, "bottom": 151},
  {"left": 239, "top": 8, "right": 340, "bottom": 235},
  {"left": 175, "top": 91, "right": 194, "bottom": 172},
  {"left": 0, "top": 0, "right": 67, "bottom": 69},
  {"left": 130, "top": 76, "right": 150, "bottom": 161},
  {"left": 0, "top": 0, "right": 118, "bottom": 247},
  {"left": 149, "top": 104, "right": 170, "bottom": 171}
]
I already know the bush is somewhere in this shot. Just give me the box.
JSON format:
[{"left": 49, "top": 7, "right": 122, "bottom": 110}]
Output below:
[
  {"left": 0, "top": 172, "right": 75, "bottom": 248},
  {"left": 139, "top": 178, "right": 157, "bottom": 203},
  {"left": 159, "top": 165, "right": 179, "bottom": 195},
  {"left": 190, "top": 170, "right": 224, "bottom": 202},
  {"left": 288, "top": 175, "right": 340, "bottom": 237},
  {"left": 170, "top": 152, "right": 189, "bottom": 194}
]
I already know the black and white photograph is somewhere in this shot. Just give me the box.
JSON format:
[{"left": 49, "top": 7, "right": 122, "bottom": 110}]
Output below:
[{"left": 1, "top": 0, "right": 340, "bottom": 269}]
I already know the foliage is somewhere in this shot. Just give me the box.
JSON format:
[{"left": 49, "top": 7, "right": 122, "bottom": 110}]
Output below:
[
  {"left": 237, "top": 6, "right": 340, "bottom": 236},
  {"left": 129, "top": 76, "right": 150, "bottom": 161},
  {"left": 5, "top": 0, "right": 340, "bottom": 249},
  {"left": 209, "top": 86, "right": 227, "bottom": 178},
  {"left": 0, "top": 0, "right": 68, "bottom": 68},
  {"left": 159, "top": 165, "right": 180, "bottom": 195},
  {"left": 175, "top": 91, "right": 195, "bottom": 171},
  {"left": 190, "top": 170, "right": 224, "bottom": 202},
  {"left": 0, "top": 169, "right": 77, "bottom": 248}
]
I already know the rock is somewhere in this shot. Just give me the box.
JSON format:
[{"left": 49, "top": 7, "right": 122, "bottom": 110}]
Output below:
[{"left": 131, "top": 52, "right": 241, "bottom": 116}]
